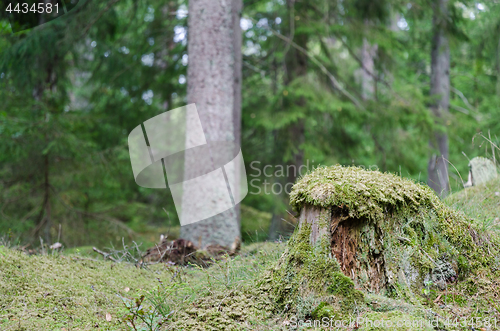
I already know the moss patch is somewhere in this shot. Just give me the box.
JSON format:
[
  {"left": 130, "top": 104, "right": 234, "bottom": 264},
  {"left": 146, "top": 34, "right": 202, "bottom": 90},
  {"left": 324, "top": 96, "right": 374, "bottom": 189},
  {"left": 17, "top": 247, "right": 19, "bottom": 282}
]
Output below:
[
  {"left": 445, "top": 175, "right": 500, "bottom": 229},
  {"left": 289, "top": 165, "right": 500, "bottom": 275},
  {"left": 0, "top": 248, "right": 168, "bottom": 330},
  {"left": 266, "top": 221, "right": 364, "bottom": 318},
  {"left": 361, "top": 311, "right": 434, "bottom": 330},
  {"left": 290, "top": 165, "right": 440, "bottom": 221},
  {"left": 171, "top": 286, "right": 274, "bottom": 331},
  {"left": 0, "top": 242, "right": 287, "bottom": 330}
]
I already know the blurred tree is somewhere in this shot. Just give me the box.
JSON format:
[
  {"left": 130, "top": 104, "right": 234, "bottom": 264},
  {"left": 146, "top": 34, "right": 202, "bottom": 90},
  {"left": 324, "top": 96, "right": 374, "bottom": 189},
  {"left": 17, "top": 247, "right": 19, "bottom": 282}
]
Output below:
[
  {"left": 179, "top": 0, "right": 243, "bottom": 248},
  {"left": 1, "top": 0, "right": 500, "bottom": 247},
  {"left": 427, "top": 0, "right": 451, "bottom": 197}
]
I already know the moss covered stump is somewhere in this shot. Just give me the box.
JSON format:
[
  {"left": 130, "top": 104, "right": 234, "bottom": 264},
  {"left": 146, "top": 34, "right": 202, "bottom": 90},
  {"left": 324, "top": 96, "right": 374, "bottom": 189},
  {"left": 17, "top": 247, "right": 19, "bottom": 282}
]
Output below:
[{"left": 267, "top": 165, "right": 500, "bottom": 316}]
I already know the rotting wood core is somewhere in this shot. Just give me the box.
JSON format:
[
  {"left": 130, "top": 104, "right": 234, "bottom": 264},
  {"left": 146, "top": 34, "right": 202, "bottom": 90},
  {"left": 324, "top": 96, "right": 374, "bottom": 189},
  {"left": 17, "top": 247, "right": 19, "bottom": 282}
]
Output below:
[
  {"left": 299, "top": 205, "right": 388, "bottom": 293},
  {"left": 330, "top": 213, "right": 386, "bottom": 293}
]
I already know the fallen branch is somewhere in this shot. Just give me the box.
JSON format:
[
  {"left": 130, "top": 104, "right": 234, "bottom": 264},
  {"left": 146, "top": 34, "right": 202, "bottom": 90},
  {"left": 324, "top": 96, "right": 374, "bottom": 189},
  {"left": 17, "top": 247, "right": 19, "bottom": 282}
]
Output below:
[{"left": 93, "top": 247, "right": 118, "bottom": 263}]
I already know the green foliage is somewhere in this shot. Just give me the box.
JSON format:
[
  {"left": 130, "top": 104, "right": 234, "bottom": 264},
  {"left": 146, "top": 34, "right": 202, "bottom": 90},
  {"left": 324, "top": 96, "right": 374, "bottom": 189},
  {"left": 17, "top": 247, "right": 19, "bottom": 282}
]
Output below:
[{"left": 2, "top": 0, "right": 500, "bottom": 250}]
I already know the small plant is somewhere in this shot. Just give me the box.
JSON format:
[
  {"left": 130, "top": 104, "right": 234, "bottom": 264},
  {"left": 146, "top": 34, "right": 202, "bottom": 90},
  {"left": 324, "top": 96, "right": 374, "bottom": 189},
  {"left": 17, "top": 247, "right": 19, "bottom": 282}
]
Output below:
[
  {"left": 421, "top": 280, "right": 439, "bottom": 305},
  {"left": 121, "top": 280, "right": 176, "bottom": 331}
]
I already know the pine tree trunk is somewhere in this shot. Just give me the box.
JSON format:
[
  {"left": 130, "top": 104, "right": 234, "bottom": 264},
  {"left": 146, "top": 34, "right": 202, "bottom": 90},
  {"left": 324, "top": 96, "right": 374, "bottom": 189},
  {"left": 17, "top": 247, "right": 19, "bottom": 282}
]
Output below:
[
  {"left": 360, "top": 33, "right": 377, "bottom": 101},
  {"left": 232, "top": 0, "right": 243, "bottom": 229},
  {"left": 427, "top": 0, "right": 450, "bottom": 197},
  {"left": 179, "top": 0, "right": 242, "bottom": 248}
]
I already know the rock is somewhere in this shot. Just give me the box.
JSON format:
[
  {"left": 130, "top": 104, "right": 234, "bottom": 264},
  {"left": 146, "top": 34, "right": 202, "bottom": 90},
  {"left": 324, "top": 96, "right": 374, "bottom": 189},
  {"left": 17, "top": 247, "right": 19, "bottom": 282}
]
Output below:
[
  {"left": 49, "top": 242, "right": 62, "bottom": 250},
  {"left": 463, "top": 157, "right": 498, "bottom": 187}
]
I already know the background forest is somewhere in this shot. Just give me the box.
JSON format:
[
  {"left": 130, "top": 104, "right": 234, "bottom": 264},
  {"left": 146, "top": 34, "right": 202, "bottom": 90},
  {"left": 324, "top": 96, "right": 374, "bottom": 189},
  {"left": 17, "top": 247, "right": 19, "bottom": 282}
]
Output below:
[{"left": 1, "top": 0, "right": 499, "bottom": 249}]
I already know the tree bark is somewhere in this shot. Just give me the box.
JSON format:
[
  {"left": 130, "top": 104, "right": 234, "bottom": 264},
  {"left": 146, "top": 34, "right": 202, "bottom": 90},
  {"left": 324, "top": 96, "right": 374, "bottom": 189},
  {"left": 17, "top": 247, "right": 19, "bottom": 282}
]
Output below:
[
  {"left": 496, "top": 34, "right": 500, "bottom": 96},
  {"left": 232, "top": 0, "right": 243, "bottom": 229},
  {"left": 427, "top": 0, "right": 450, "bottom": 197},
  {"left": 34, "top": 154, "right": 51, "bottom": 243},
  {"left": 179, "top": 0, "right": 242, "bottom": 248},
  {"left": 360, "top": 35, "right": 377, "bottom": 101}
]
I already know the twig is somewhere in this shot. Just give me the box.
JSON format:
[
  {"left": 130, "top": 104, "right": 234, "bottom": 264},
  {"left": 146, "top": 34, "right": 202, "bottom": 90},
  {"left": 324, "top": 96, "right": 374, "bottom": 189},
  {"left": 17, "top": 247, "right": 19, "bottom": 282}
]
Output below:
[
  {"left": 217, "top": 288, "right": 236, "bottom": 311},
  {"left": 397, "top": 236, "right": 411, "bottom": 243},
  {"left": 93, "top": 247, "right": 118, "bottom": 262},
  {"left": 450, "top": 86, "right": 476, "bottom": 113}
]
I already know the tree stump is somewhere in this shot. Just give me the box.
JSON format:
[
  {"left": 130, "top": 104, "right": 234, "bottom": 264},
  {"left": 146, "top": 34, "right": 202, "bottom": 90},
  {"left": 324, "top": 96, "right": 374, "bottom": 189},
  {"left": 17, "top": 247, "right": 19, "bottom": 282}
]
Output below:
[{"left": 267, "top": 165, "right": 499, "bottom": 316}]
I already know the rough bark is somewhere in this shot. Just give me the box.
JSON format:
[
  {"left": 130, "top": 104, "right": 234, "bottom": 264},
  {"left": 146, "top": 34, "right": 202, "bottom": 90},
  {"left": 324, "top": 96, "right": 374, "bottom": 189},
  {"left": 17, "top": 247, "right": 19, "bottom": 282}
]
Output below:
[
  {"left": 232, "top": 0, "right": 243, "bottom": 229},
  {"left": 496, "top": 34, "right": 500, "bottom": 96},
  {"left": 33, "top": 154, "right": 51, "bottom": 243},
  {"left": 179, "top": 0, "right": 242, "bottom": 248},
  {"left": 427, "top": 0, "right": 450, "bottom": 197}
]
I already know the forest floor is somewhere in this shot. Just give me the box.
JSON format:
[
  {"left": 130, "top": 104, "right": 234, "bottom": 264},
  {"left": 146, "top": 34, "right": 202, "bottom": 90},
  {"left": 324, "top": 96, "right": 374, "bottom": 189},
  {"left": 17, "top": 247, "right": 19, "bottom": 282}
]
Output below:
[{"left": 1, "top": 178, "right": 499, "bottom": 330}]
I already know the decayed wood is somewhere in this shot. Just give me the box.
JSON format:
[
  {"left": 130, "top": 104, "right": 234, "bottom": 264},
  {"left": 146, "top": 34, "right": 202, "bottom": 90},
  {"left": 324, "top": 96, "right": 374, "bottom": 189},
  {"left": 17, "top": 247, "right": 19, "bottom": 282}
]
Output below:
[{"left": 298, "top": 205, "right": 388, "bottom": 293}]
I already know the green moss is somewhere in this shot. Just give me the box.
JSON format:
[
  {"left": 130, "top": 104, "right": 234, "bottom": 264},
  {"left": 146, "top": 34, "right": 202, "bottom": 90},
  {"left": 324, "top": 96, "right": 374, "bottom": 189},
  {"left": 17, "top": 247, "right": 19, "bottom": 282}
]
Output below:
[
  {"left": 267, "top": 221, "right": 364, "bottom": 317},
  {"left": 328, "top": 273, "right": 357, "bottom": 296},
  {"left": 289, "top": 165, "right": 500, "bottom": 276},
  {"left": 290, "top": 165, "right": 440, "bottom": 221},
  {"left": 171, "top": 286, "right": 274, "bottom": 331},
  {"left": 0, "top": 242, "right": 288, "bottom": 331},
  {"left": 0, "top": 248, "right": 170, "bottom": 330},
  {"left": 445, "top": 175, "right": 500, "bottom": 224},
  {"left": 311, "top": 302, "right": 338, "bottom": 319},
  {"left": 362, "top": 311, "right": 434, "bottom": 331}
]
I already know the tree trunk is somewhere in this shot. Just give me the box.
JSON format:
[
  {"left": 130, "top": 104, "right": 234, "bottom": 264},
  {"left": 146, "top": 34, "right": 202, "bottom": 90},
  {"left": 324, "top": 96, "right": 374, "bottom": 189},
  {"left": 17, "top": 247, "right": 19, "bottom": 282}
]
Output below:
[
  {"left": 232, "top": 0, "right": 243, "bottom": 229},
  {"left": 496, "top": 34, "right": 500, "bottom": 96},
  {"left": 33, "top": 154, "right": 51, "bottom": 243},
  {"left": 360, "top": 35, "right": 377, "bottom": 101},
  {"left": 179, "top": 0, "right": 242, "bottom": 248},
  {"left": 427, "top": 0, "right": 450, "bottom": 197}
]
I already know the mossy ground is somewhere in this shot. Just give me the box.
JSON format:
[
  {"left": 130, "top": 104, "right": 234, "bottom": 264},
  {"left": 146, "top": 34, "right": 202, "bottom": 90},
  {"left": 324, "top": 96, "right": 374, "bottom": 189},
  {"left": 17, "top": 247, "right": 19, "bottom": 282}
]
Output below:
[
  {"left": 2, "top": 237, "right": 500, "bottom": 330},
  {"left": 446, "top": 175, "right": 500, "bottom": 231},
  {"left": 0, "top": 242, "right": 288, "bottom": 331}
]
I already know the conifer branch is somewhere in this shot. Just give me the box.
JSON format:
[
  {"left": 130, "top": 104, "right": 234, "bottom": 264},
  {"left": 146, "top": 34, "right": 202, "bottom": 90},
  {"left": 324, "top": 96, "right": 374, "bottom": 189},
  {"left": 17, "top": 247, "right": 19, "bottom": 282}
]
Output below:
[{"left": 248, "top": 17, "right": 366, "bottom": 111}]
